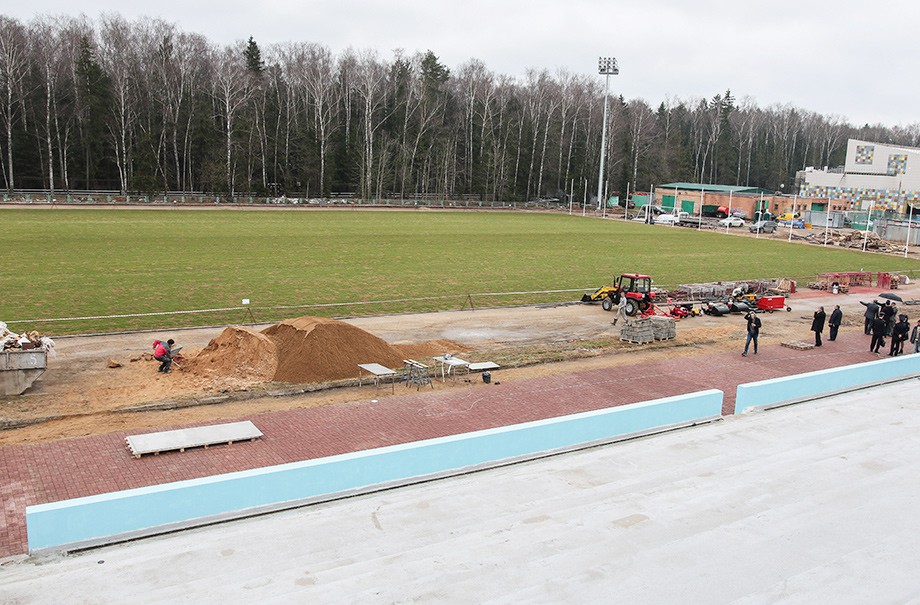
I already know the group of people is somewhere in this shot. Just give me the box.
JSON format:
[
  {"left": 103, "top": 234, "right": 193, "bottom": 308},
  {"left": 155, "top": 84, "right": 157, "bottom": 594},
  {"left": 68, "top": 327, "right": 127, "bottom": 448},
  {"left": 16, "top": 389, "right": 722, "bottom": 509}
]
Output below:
[
  {"left": 860, "top": 299, "right": 920, "bottom": 356},
  {"left": 809, "top": 305, "right": 843, "bottom": 347},
  {"left": 742, "top": 297, "right": 920, "bottom": 358}
]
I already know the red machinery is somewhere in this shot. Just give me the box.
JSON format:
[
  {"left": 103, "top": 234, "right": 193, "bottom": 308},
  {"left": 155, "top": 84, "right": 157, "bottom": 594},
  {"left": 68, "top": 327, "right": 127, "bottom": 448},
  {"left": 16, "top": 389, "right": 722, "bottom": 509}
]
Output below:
[
  {"left": 600, "top": 273, "right": 656, "bottom": 316},
  {"left": 756, "top": 295, "right": 791, "bottom": 313}
]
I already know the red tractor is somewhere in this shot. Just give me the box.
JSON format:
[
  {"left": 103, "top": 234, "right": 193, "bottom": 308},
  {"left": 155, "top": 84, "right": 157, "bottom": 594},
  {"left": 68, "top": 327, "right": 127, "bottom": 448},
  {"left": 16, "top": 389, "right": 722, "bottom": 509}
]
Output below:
[{"left": 600, "top": 273, "right": 656, "bottom": 316}]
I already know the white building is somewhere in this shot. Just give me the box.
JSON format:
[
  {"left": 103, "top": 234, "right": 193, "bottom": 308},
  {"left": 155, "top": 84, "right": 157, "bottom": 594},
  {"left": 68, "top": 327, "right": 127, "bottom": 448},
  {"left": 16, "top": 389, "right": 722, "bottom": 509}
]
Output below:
[{"left": 799, "top": 138, "right": 920, "bottom": 214}]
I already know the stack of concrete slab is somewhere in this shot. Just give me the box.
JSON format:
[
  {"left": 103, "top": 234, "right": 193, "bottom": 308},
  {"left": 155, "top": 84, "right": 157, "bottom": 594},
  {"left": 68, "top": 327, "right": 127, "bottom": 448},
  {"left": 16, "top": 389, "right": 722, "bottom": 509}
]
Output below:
[
  {"left": 649, "top": 316, "right": 677, "bottom": 341},
  {"left": 619, "top": 319, "right": 655, "bottom": 344}
]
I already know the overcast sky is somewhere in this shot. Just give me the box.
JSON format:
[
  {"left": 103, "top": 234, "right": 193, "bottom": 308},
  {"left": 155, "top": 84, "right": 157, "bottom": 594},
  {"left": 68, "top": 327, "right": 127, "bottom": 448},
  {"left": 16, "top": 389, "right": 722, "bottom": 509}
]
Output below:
[{"left": 5, "top": 1, "right": 918, "bottom": 127}]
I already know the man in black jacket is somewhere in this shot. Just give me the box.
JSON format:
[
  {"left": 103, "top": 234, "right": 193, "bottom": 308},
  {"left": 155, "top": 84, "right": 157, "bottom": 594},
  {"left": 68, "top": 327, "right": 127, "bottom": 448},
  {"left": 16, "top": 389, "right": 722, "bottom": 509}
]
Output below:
[
  {"left": 742, "top": 311, "right": 761, "bottom": 357},
  {"left": 828, "top": 305, "right": 842, "bottom": 341},
  {"left": 890, "top": 314, "right": 911, "bottom": 356},
  {"left": 860, "top": 300, "right": 879, "bottom": 334},
  {"left": 811, "top": 306, "right": 826, "bottom": 347},
  {"left": 881, "top": 301, "right": 896, "bottom": 336},
  {"left": 870, "top": 313, "right": 888, "bottom": 354}
]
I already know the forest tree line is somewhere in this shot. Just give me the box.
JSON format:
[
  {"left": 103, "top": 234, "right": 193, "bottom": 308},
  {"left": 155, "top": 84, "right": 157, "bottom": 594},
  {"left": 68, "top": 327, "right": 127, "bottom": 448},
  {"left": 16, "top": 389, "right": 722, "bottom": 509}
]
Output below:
[{"left": 1, "top": 14, "right": 919, "bottom": 200}]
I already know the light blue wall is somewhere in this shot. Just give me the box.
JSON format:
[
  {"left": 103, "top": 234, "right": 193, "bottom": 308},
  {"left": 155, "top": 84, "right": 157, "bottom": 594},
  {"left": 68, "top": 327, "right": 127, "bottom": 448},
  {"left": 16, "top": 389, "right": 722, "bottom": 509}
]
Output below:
[
  {"left": 734, "top": 354, "right": 920, "bottom": 414},
  {"left": 27, "top": 389, "right": 723, "bottom": 552}
]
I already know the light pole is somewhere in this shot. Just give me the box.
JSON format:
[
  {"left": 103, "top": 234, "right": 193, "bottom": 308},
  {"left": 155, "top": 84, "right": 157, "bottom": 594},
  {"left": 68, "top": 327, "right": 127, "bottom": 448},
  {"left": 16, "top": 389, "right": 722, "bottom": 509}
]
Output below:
[{"left": 596, "top": 57, "right": 619, "bottom": 211}]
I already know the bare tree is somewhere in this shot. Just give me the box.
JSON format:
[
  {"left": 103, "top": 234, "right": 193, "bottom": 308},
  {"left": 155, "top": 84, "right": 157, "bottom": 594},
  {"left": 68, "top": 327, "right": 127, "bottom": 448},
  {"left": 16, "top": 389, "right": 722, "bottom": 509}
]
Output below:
[
  {"left": 210, "top": 44, "right": 252, "bottom": 196},
  {"left": 626, "top": 99, "right": 658, "bottom": 191},
  {"left": 0, "top": 16, "right": 29, "bottom": 189}
]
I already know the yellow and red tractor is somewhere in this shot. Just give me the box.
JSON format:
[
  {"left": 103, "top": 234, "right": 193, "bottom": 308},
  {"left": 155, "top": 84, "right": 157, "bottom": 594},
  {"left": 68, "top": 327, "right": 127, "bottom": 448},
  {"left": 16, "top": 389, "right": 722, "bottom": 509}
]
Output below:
[{"left": 583, "top": 273, "right": 656, "bottom": 316}]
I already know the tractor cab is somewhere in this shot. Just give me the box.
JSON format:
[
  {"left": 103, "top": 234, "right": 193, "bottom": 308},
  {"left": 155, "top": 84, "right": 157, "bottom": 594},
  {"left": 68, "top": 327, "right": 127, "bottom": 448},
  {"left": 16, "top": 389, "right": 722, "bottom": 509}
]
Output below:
[
  {"left": 616, "top": 273, "right": 652, "bottom": 295},
  {"left": 601, "top": 273, "right": 656, "bottom": 315}
]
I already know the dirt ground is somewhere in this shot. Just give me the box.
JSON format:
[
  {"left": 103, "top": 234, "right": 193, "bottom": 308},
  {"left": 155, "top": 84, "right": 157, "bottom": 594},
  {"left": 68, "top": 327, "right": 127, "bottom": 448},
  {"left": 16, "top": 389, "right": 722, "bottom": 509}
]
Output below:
[{"left": 1, "top": 283, "right": 917, "bottom": 446}]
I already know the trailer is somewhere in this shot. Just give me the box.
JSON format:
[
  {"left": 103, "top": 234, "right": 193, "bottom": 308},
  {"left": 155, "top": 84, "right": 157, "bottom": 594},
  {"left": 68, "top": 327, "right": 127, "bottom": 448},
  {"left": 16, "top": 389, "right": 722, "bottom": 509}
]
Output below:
[{"left": 1, "top": 349, "right": 47, "bottom": 395}]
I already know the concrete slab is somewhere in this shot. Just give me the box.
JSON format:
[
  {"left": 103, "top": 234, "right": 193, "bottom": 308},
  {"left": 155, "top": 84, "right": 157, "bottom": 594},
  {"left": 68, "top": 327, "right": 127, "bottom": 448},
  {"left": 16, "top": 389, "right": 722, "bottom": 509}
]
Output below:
[
  {"left": 4, "top": 379, "right": 920, "bottom": 603},
  {"left": 125, "top": 421, "right": 262, "bottom": 457}
]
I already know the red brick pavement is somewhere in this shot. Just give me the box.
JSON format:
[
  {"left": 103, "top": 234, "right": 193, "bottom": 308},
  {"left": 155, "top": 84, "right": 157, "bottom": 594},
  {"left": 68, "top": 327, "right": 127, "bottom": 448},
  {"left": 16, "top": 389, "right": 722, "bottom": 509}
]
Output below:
[{"left": 0, "top": 332, "right": 892, "bottom": 558}]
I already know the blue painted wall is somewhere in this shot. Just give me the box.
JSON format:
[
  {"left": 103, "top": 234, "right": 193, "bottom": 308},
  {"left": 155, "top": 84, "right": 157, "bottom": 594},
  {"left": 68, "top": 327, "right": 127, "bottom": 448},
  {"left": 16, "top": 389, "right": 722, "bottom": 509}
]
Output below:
[
  {"left": 734, "top": 354, "right": 920, "bottom": 414},
  {"left": 27, "top": 389, "right": 723, "bottom": 552}
]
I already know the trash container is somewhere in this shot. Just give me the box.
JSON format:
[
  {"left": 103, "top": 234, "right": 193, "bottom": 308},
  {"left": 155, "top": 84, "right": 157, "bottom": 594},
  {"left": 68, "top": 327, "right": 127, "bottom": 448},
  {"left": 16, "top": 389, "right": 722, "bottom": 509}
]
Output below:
[{"left": 482, "top": 371, "right": 492, "bottom": 384}]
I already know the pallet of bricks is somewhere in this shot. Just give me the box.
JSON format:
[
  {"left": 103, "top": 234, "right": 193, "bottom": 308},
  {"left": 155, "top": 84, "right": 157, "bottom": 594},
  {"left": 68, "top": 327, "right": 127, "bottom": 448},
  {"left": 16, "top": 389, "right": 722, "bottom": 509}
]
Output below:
[{"left": 620, "top": 317, "right": 676, "bottom": 344}]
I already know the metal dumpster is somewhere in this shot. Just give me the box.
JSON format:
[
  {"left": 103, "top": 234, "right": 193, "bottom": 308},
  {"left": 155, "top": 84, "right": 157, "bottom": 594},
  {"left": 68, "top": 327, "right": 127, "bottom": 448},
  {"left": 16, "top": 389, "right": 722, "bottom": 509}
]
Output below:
[{"left": 1, "top": 349, "right": 48, "bottom": 395}]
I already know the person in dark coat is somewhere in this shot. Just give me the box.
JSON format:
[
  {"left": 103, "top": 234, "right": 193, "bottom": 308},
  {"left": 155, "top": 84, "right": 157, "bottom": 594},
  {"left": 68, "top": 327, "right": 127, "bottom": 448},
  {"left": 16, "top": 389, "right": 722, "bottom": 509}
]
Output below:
[
  {"left": 811, "top": 306, "right": 826, "bottom": 347},
  {"left": 890, "top": 315, "right": 910, "bottom": 356},
  {"left": 742, "top": 311, "right": 761, "bottom": 357},
  {"left": 881, "top": 301, "right": 896, "bottom": 336},
  {"left": 860, "top": 300, "right": 880, "bottom": 334},
  {"left": 911, "top": 319, "right": 920, "bottom": 355},
  {"left": 870, "top": 313, "right": 888, "bottom": 354},
  {"left": 828, "top": 305, "right": 843, "bottom": 341}
]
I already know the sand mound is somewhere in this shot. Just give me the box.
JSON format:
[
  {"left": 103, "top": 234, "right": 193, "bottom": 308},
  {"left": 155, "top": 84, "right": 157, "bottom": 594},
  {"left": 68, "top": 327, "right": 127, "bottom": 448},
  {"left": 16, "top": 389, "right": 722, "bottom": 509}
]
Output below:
[
  {"left": 261, "top": 316, "right": 405, "bottom": 384},
  {"left": 394, "top": 339, "right": 469, "bottom": 360},
  {"left": 193, "top": 326, "right": 278, "bottom": 381}
]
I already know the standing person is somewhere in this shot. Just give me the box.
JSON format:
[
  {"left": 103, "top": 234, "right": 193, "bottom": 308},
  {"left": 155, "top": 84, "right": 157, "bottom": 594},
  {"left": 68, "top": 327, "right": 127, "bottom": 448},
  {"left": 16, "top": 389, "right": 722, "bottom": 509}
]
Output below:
[
  {"left": 890, "top": 315, "right": 910, "bottom": 356},
  {"left": 828, "top": 305, "right": 843, "bottom": 341},
  {"left": 612, "top": 295, "right": 628, "bottom": 326},
  {"left": 870, "top": 313, "right": 887, "bottom": 354},
  {"left": 911, "top": 319, "right": 920, "bottom": 354},
  {"left": 860, "top": 300, "right": 879, "bottom": 334},
  {"left": 153, "top": 338, "right": 174, "bottom": 373},
  {"left": 811, "top": 306, "right": 826, "bottom": 347},
  {"left": 742, "top": 311, "right": 761, "bottom": 357},
  {"left": 881, "top": 301, "right": 896, "bottom": 336}
]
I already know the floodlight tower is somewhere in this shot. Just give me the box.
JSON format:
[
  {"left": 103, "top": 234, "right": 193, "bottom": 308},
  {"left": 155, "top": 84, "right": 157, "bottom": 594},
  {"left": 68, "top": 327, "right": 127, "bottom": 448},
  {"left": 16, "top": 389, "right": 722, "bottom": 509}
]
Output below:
[{"left": 596, "top": 56, "right": 619, "bottom": 210}]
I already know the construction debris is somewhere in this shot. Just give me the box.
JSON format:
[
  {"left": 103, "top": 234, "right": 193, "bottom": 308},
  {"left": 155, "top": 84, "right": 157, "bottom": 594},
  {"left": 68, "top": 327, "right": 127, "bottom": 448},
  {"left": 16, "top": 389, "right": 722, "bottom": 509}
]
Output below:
[
  {"left": 0, "top": 322, "right": 55, "bottom": 355},
  {"left": 781, "top": 341, "right": 815, "bottom": 351},
  {"left": 810, "top": 229, "right": 906, "bottom": 253}
]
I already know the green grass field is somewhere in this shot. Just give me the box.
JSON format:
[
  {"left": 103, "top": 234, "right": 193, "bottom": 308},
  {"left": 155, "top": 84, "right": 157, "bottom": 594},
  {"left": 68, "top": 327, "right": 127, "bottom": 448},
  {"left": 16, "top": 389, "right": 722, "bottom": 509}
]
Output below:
[{"left": 2, "top": 208, "right": 917, "bottom": 334}]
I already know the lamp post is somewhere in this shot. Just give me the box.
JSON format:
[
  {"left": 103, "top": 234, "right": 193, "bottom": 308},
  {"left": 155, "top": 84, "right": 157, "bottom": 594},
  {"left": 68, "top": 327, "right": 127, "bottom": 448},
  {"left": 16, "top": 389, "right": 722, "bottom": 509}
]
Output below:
[{"left": 596, "top": 57, "right": 619, "bottom": 211}]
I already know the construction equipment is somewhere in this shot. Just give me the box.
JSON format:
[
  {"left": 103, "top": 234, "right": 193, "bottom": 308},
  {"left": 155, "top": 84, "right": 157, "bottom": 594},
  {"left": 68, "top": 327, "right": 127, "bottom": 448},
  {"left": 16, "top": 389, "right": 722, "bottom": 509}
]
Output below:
[
  {"left": 756, "top": 295, "right": 791, "bottom": 313},
  {"left": 595, "top": 273, "right": 656, "bottom": 316},
  {"left": 581, "top": 285, "right": 615, "bottom": 303}
]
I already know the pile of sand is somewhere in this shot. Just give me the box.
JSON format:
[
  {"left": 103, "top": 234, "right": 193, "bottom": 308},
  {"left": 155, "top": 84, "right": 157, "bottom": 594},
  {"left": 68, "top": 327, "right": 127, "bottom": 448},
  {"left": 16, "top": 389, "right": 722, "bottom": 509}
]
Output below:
[
  {"left": 262, "top": 316, "right": 405, "bottom": 383},
  {"left": 192, "top": 326, "right": 278, "bottom": 381},
  {"left": 191, "top": 316, "right": 407, "bottom": 385}
]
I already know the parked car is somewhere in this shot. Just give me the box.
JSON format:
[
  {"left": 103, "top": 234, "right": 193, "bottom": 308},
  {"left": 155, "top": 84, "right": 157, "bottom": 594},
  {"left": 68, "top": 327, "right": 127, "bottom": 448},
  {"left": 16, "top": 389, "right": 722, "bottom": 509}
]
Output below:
[
  {"left": 655, "top": 214, "right": 679, "bottom": 225},
  {"left": 749, "top": 220, "right": 778, "bottom": 233},
  {"left": 730, "top": 209, "right": 748, "bottom": 219},
  {"left": 718, "top": 216, "right": 745, "bottom": 228}
]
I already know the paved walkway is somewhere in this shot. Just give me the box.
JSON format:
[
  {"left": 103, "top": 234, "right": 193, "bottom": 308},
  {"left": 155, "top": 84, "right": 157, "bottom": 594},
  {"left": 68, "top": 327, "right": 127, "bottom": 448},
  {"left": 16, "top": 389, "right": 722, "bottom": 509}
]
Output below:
[
  {"left": 0, "top": 330, "right": 892, "bottom": 558},
  {"left": 6, "top": 381, "right": 920, "bottom": 603}
]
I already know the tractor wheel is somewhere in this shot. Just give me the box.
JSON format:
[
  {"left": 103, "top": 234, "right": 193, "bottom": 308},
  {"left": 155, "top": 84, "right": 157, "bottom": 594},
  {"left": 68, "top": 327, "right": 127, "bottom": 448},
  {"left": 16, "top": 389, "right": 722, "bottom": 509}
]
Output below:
[
  {"left": 786, "top": 306, "right": 792, "bottom": 312},
  {"left": 625, "top": 299, "right": 638, "bottom": 316},
  {"left": 638, "top": 300, "right": 650, "bottom": 312},
  {"left": 602, "top": 297, "right": 614, "bottom": 312}
]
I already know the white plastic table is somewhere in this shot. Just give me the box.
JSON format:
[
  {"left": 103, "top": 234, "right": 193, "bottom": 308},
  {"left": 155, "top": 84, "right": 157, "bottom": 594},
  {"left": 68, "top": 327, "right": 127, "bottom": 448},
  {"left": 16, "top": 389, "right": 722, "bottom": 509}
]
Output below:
[
  {"left": 357, "top": 363, "right": 397, "bottom": 393},
  {"left": 432, "top": 356, "right": 470, "bottom": 381}
]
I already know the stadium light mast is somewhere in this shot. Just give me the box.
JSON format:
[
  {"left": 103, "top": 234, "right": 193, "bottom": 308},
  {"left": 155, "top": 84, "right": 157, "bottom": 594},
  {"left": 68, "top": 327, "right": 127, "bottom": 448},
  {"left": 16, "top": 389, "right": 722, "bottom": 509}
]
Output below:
[{"left": 596, "top": 57, "right": 619, "bottom": 211}]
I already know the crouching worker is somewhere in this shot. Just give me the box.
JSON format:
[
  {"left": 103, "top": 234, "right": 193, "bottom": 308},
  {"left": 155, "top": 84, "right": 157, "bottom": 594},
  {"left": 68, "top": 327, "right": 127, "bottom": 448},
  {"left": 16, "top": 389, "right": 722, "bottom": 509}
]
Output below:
[{"left": 153, "top": 338, "right": 175, "bottom": 373}]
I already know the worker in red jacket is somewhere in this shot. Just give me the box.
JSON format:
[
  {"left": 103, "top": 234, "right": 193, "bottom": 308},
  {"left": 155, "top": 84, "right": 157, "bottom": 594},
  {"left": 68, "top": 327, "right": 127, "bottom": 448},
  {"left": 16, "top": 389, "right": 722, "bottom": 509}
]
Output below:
[{"left": 152, "top": 339, "right": 174, "bottom": 373}]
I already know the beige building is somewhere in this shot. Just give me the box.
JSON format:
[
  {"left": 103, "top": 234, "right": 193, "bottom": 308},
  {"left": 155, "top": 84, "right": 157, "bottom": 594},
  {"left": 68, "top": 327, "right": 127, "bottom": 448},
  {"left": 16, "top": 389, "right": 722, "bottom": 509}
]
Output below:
[{"left": 798, "top": 138, "right": 920, "bottom": 214}]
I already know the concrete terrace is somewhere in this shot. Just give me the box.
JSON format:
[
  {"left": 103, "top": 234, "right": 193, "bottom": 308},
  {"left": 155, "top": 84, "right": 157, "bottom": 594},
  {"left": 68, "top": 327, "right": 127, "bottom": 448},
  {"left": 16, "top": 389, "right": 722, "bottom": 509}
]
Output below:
[
  {"left": 3, "top": 378, "right": 920, "bottom": 603},
  {"left": 0, "top": 330, "right": 891, "bottom": 560}
]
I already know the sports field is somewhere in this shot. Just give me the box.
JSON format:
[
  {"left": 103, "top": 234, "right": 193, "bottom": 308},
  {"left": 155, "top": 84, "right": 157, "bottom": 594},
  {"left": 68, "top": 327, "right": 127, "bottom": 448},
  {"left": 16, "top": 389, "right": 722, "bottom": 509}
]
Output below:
[{"left": 2, "top": 208, "right": 917, "bottom": 334}]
